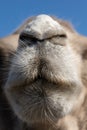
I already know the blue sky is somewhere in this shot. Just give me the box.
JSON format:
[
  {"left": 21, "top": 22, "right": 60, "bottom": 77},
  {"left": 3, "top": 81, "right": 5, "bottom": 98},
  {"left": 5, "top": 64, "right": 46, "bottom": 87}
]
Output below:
[{"left": 0, "top": 0, "right": 87, "bottom": 37}]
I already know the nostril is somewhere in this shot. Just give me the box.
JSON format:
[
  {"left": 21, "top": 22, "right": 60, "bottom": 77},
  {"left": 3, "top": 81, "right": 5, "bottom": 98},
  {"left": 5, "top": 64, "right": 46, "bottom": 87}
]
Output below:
[
  {"left": 19, "top": 32, "right": 38, "bottom": 46},
  {"left": 58, "top": 34, "right": 67, "bottom": 38}
]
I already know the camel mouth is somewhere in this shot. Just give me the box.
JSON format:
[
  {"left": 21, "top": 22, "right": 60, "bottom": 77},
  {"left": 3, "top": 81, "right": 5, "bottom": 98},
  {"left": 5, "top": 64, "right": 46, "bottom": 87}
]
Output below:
[
  {"left": 5, "top": 55, "right": 81, "bottom": 127},
  {"left": 27, "top": 69, "right": 60, "bottom": 90}
]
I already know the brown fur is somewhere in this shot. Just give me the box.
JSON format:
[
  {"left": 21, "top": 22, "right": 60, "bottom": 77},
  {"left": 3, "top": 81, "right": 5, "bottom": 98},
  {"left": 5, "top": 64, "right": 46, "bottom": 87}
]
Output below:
[{"left": 0, "top": 15, "right": 87, "bottom": 130}]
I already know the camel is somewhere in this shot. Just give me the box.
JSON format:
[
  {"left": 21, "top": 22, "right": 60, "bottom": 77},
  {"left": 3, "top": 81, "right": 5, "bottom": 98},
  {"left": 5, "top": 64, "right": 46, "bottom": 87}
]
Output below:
[{"left": 0, "top": 14, "right": 87, "bottom": 130}]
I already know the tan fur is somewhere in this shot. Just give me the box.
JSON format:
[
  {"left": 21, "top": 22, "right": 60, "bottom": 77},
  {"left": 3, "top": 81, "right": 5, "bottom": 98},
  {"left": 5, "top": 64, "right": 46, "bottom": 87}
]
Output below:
[{"left": 0, "top": 14, "right": 87, "bottom": 130}]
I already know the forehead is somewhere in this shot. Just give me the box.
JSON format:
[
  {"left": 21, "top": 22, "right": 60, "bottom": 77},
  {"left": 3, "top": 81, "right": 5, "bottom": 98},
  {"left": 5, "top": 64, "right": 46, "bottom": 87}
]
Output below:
[{"left": 14, "top": 15, "right": 75, "bottom": 34}]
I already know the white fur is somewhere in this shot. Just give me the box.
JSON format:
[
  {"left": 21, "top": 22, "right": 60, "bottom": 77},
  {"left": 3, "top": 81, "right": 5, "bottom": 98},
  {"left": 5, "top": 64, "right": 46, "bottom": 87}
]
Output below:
[{"left": 25, "top": 14, "right": 64, "bottom": 40}]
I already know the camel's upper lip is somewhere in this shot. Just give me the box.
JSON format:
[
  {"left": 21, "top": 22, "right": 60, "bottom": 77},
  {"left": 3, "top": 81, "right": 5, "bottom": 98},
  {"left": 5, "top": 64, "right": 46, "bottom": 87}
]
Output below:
[{"left": 28, "top": 75, "right": 48, "bottom": 84}]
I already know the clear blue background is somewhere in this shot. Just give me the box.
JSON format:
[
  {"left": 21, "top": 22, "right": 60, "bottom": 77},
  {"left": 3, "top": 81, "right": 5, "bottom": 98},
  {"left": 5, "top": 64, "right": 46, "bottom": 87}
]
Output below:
[{"left": 0, "top": 0, "right": 87, "bottom": 37}]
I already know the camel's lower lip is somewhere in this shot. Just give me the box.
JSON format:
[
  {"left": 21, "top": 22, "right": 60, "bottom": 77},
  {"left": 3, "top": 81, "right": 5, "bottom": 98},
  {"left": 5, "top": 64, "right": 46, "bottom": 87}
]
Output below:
[{"left": 28, "top": 72, "right": 59, "bottom": 90}]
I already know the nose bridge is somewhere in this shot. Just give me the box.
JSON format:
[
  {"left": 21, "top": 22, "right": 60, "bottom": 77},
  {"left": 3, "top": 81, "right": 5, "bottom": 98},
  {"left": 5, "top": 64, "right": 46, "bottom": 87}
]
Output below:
[{"left": 23, "top": 14, "right": 64, "bottom": 40}]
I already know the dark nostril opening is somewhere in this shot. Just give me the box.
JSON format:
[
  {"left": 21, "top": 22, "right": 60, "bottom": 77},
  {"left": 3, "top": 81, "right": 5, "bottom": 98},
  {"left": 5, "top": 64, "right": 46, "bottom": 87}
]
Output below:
[
  {"left": 19, "top": 32, "right": 38, "bottom": 46},
  {"left": 59, "top": 34, "right": 67, "bottom": 38}
]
